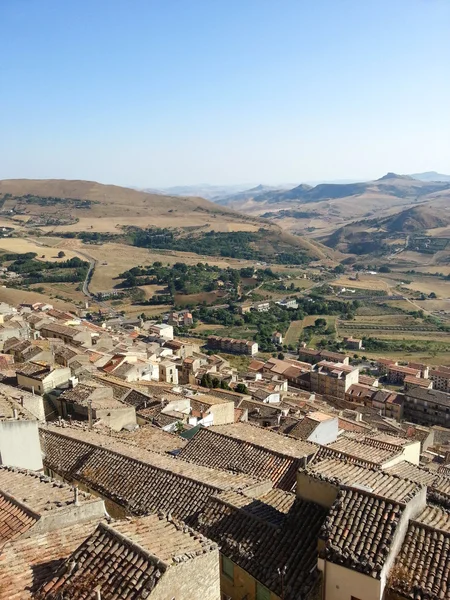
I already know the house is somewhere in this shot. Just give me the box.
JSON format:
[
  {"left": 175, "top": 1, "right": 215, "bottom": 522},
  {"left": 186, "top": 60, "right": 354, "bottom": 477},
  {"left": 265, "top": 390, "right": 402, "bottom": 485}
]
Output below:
[
  {"left": 272, "top": 331, "right": 283, "bottom": 345},
  {"left": 16, "top": 362, "right": 72, "bottom": 394},
  {"left": 310, "top": 361, "right": 359, "bottom": 399},
  {"left": 52, "top": 383, "right": 136, "bottom": 431},
  {"left": 159, "top": 360, "right": 179, "bottom": 384},
  {"left": 408, "top": 361, "right": 430, "bottom": 379},
  {"left": 38, "top": 323, "right": 92, "bottom": 347},
  {"left": 177, "top": 422, "right": 318, "bottom": 490},
  {"left": 377, "top": 357, "right": 398, "bottom": 375},
  {"left": 387, "top": 364, "right": 421, "bottom": 384},
  {"left": 207, "top": 335, "right": 258, "bottom": 356},
  {"left": 40, "top": 425, "right": 264, "bottom": 523},
  {"left": 343, "top": 335, "right": 362, "bottom": 350},
  {"left": 403, "top": 387, "right": 450, "bottom": 427},
  {"left": 196, "top": 487, "right": 327, "bottom": 600},
  {"left": 250, "top": 387, "right": 281, "bottom": 404},
  {"left": 287, "top": 411, "right": 338, "bottom": 444},
  {"left": 276, "top": 298, "right": 298, "bottom": 309},
  {"left": 35, "top": 515, "right": 219, "bottom": 600},
  {"left": 429, "top": 365, "right": 450, "bottom": 392},
  {"left": 253, "top": 301, "right": 270, "bottom": 312},
  {"left": 147, "top": 322, "right": 174, "bottom": 340},
  {"left": 164, "top": 339, "right": 195, "bottom": 359}
]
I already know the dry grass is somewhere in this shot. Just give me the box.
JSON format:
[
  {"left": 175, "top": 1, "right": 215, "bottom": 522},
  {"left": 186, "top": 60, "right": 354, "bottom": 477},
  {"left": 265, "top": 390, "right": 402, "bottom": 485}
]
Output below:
[
  {"left": 0, "top": 286, "right": 76, "bottom": 311},
  {"left": 285, "top": 320, "right": 304, "bottom": 345},
  {"left": 334, "top": 274, "right": 391, "bottom": 292},
  {"left": 0, "top": 238, "right": 83, "bottom": 262}
]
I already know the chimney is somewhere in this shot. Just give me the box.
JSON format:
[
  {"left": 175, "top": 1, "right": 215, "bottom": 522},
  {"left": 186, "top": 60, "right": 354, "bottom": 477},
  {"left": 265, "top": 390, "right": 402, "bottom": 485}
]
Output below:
[
  {"left": 88, "top": 398, "right": 93, "bottom": 430},
  {"left": 13, "top": 408, "right": 18, "bottom": 420},
  {"left": 73, "top": 486, "right": 80, "bottom": 506}
]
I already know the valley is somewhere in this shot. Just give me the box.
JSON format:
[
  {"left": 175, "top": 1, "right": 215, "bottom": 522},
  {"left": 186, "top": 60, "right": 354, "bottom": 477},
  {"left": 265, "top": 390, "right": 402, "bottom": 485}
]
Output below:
[{"left": 0, "top": 175, "right": 449, "bottom": 366}]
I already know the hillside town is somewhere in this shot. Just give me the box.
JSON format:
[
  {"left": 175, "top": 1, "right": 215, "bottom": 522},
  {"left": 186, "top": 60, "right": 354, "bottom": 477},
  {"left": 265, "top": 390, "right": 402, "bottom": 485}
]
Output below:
[{"left": 0, "top": 298, "right": 449, "bottom": 599}]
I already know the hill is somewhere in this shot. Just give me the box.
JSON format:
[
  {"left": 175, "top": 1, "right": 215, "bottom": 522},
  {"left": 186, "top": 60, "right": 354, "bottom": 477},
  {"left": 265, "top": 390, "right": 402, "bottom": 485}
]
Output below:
[
  {"left": 321, "top": 203, "right": 450, "bottom": 257},
  {"left": 0, "top": 178, "right": 330, "bottom": 262},
  {"left": 410, "top": 171, "right": 450, "bottom": 183}
]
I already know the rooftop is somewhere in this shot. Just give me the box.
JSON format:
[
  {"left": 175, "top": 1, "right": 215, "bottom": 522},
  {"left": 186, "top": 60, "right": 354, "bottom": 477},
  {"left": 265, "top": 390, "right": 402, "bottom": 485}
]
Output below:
[
  {"left": 40, "top": 425, "right": 262, "bottom": 524},
  {"left": 305, "top": 457, "right": 421, "bottom": 503},
  {"left": 178, "top": 423, "right": 318, "bottom": 491},
  {"left": 197, "top": 489, "right": 327, "bottom": 600},
  {"left": 36, "top": 515, "right": 217, "bottom": 599},
  {"left": 320, "top": 487, "right": 403, "bottom": 578},
  {"left": 315, "top": 436, "right": 401, "bottom": 467}
]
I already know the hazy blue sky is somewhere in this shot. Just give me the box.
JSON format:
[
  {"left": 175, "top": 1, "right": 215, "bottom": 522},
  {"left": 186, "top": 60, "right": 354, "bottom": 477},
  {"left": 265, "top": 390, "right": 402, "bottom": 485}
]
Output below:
[{"left": 1, "top": 0, "right": 449, "bottom": 187}]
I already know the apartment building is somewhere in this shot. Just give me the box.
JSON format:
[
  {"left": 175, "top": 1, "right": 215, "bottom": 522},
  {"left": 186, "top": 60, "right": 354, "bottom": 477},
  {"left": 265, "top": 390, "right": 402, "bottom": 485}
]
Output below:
[
  {"left": 207, "top": 335, "right": 258, "bottom": 356},
  {"left": 310, "top": 361, "right": 359, "bottom": 399},
  {"left": 404, "top": 387, "right": 450, "bottom": 427}
]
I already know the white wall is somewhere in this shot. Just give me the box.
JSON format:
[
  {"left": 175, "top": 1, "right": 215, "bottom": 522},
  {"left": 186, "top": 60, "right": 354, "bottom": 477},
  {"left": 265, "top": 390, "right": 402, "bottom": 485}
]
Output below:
[
  {"left": 308, "top": 418, "right": 338, "bottom": 445},
  {"left": 0, "top": 421, "right": 43, "bottom": 470},
  {"left": 322, "top": 561, "right": 381, "bottom": 600}
]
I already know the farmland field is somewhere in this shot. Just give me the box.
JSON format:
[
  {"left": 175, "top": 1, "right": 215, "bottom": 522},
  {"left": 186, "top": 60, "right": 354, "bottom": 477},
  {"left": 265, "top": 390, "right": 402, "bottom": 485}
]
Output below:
[{"left": 284, "top": 320, "right": 304, "bottom": 345}]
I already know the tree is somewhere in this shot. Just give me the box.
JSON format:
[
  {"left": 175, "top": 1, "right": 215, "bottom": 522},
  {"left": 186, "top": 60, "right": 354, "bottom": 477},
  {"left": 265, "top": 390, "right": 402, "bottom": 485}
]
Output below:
[
  {"left": 314, "top": 318, "right": 327, "bottom": 330},
  {"left": 235, "top": 383, "right": 249, "bottom": 394},
  {"left": 57, "top": 251, "right": 66, "bottom": 258},
  {"left": 333, "top": 264, "right": 345, "bottom": 274},
  {"left": 277, "top": 352, "right": 285, "bottom": 360}
]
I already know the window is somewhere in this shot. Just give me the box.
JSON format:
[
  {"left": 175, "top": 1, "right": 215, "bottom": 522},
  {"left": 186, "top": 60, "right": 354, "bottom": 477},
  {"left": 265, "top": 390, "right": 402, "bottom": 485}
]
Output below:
[
  {"left": 256, "top": 582, "right": 271, "bottom": 600},
  {"left": 221, "top": 556, "right": 234, "bottom": 581}
]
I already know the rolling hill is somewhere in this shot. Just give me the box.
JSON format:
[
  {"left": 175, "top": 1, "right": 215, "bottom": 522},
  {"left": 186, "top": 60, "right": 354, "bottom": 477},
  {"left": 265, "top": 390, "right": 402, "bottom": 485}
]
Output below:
[{"left": 0, "top": 178, "right": 330, "bottom": 261}]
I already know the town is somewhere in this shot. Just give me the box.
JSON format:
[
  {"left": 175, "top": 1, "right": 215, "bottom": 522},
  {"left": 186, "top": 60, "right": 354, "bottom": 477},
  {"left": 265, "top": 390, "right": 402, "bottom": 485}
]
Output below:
[{"left": 0, "top": 297, "right": 449, "bottom": 599}]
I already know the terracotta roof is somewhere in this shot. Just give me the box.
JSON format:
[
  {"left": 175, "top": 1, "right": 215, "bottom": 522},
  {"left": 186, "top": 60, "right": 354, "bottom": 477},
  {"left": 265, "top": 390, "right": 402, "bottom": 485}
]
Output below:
[
  {"left": 320, "top": 487, "right": 403, "bottom": 577},
  {"left": 305, "top": 458, "right": 421, "bottom": 503},
  {"left": 178, "top": 424, "right": 317, "bottom": 490},
  {"left": 37, "top": 515, "right": 217, "bottom": 599},
  {"left": 406, "top": 387, "right": 450, "bottom": 408},
  {"left": 59, "top": 384, "right": 125, "bottom": 410},
  {"left": 315, "top": 436, "right": 401, "bottom": 467},
  {"left": 0, "top": 520, "right": 99, "bottom": 600},
  {"left": 93, "top": 422, "right": 187, "bottom": 454},
  {"left": 0, "top": 465, "right": 95, "bottom": 515},
  {"left": 197, "top": 489, "right": 327, "bottom": 600},
  {"left": 385, "top": 462, "right": 450, "bottom": 504},
  {"left": 389, "top": 520, "right": 450, "bottom": 600},
  {"left": 39, "top": 426, "right": 261, "bottom": 525},
  {"left": 0, "top": 493, "right": 38, "bottom": 546},
  {"left": 416, "top": 504, "right": 450, "bottom": 532}
]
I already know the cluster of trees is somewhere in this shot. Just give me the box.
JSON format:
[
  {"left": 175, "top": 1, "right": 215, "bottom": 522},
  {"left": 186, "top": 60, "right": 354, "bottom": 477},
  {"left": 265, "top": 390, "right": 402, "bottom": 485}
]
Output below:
[
  {"left": 2, "top": 252, "right": 89, "bottom": 285},
  {"left": 125, "top": 227, "right": 311, "bottom": 265},
  {"left": 199, "top": 373, "right": 230, "bottom": 390}
]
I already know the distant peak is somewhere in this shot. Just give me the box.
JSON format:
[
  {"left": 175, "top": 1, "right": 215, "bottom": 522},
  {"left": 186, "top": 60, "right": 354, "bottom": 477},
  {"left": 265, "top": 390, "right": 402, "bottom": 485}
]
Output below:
[{"left": 377, "top": 172, "right": 413, "bottom": 181}]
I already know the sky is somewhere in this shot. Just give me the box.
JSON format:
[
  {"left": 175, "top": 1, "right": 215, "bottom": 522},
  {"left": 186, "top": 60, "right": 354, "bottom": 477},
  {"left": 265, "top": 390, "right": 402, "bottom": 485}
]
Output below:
[{"left": 1, "top": 0, "right": 449, "bottom": 187}]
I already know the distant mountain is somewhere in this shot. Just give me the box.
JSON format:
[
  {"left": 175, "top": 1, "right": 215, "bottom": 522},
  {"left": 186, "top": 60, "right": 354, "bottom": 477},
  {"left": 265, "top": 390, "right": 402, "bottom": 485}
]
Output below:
[
  {"left": 219, "top": 173, "right": 450, "bottom": 208},
  {"left": 215, "top": 184, "right": 289, "bottom": 205},
  {"left": 410, "top": 171, "right": 450, "bottom": 183},
  {"left": 141, "top": 184, "right": 256, "bottom": 200}
]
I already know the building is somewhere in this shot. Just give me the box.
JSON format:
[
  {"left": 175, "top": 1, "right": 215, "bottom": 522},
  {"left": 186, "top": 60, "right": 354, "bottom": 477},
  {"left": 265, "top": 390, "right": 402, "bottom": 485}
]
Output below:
[
  {"left": 272, "top": 331, "right": 283, "bottom": 345},
  {"left": 159, "top": 360, "right": 179, "bottom": 384},
  {"left": 148, "top": 322, "right": 174, "bottom": 340},
  {"left": 343, "top": 336, "right": 362, "bottom": 350},
  {"left": 287, "top": 412, "right": 339, "bottom": 444},
  {"left": 52, "top": 383, "right": 137, "bottom": 431},
  {"left": 0, "top": 395, "right": 43, "bottom": 470},
  {"left": 310, "top": 361, "right": 359, "bottom": 399},
  {"left": 38, "top": 323, "right": 91, "bottom": 347},
  {"left": 404, "top": 387, "right": 450, "bottom": 427},
  {"left": 298, "top": 347, "right": 350, "bottom": 365},
  {"left": 429, "top": 366, "right": 450, "bottom": 392},
  {"left": 16, "top": 362, "right": 72, "bottom": 394},
  {"left": 40, "top": 425, "right": 264, "bottom": 523},
  {"left": 197, "top": 487, "right": 327, "bottom": 600},
  {"left": 387, "top": 364, "right": 420, "bottom": 384},
  {"left": 377, "top": 357, "right": 397, "bottom": 375},
  {"left": 34, "top": 515, "right": 219, "bottom": 600},
  {"left": 276, "top": 298, "right": 298, "bottom": 309},
  {"left": 207, "top": 335, "right": 258, "bottom": 356},
  {"left": 178, "top": 422, "right": 318, "bottom": 490}
]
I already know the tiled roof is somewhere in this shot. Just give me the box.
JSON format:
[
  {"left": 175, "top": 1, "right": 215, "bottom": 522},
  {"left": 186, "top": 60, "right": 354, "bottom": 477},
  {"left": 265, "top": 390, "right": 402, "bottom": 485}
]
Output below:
[
  {"left": 385, "top": 462, "right": 450, "bottom": 505},
  {"left": 389, "top": 520, "right": 450, "bottom": 600},
  {"left": 15, "top": 362, "right": 49, "bottom": 378},
  {"left": 315, "top": 436, "right": 401, "bottom": 467},
  {"left": 416, "top": 504, "right": 450, "bottom": 532},
  {"left": 121, "top": 387, "right": 154, "bottom": 409},
  {"left": 320, "top": 487, "right": 403, "bottom": 577},
  {"left": 0, "top": 493, "right": 38, "bottom": 546},
  {"left": 40, "top": 426, "right": 261, "bottom": 525},
  {"left": 197, "top": 489, "right": 327, "bottom": 600},
  {"left": 178, "top": 424, "right": 318, "bottom": 491},
  {"left": 0, "top": 521, "right": 100, "bottom": 600},
  {"left": 54, "top": 346, "right": 78, "bottom": 360},
  {"left": 288, "top": 416, "right": 320, "bottom": 440},
  {"left": 36, "top": 515, "right": 217, "bottom": 599},
  {"left": 93, "top": 422, "right": 187, "bottom": 454},
  {"left": 304, "top": 458, "right": 421, "bottom": 503},
  {"left": 0, "top": 465, "right": 94, "bottom": 514},
  {"left": 59, "top": 384, "right": 125, "bottom": 410}
]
